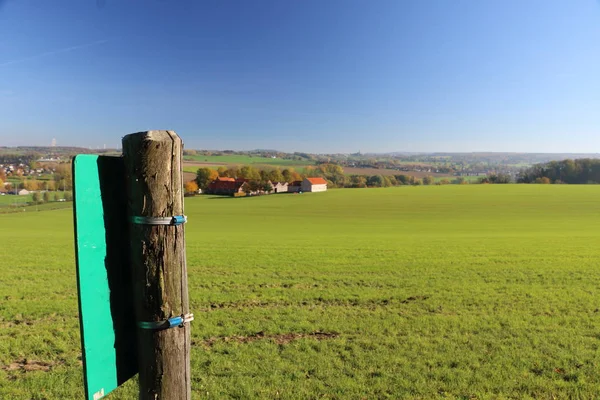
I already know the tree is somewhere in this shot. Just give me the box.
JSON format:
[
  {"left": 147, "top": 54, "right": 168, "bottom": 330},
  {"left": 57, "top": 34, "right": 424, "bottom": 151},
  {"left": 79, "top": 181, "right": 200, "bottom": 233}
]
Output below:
[
  {"left": 184, "top": 180, "right": 199, "bottom": 194},
  {"left": 318, "top": 163, "right": 344, "bottom": 175},
  {"left": 225, "top": 166, "right": 240, "bottom": 178},
  {"left": 394, "top": 175, "right": 410, "bottom": 185},
  {"left": 0, "top": 178, "right": 3, "bottom": 190},
  {"left": 263, "top": 182, "right": 273, "bottom": 193},
  {"left": 239, "top": 166, "right": 260, "bottom": 180},
  {"left": 282, "top": 168, "right": 302, "bottom": 182},
  {"left": 64, "top": 191, "right": 73, "bottom": 201},
  {"left": 348, "top": 175, "right": 367, "bottom": 188},
  {"left": 267, "top": 168, "right": 284, "bottom": 183},
  {"left": 43, "top": 191, "right": 50, "bottom": 202},
  {"left": 54, "top": 192, "right": 61, "bottom": 201},
  {"left": 54, "top": 164, "right": 73, "bottom": 190},
  {"left": 422, "top": 175, "right": 435, "bottom": 185},
  {"left": 196, "top": 168, "right": 218, "bottom": 190},
  {"left": 216, "top": 166, "right": 227, "bottom": 177},
  {"left": 24, "top": 180, "right": 40, "bottom": 191},
  {"left": 32, "top": 192, "right": 42, "bottom": 204},
  {"left": 46, "top": 180, "right": 56, "bottom": 191},
  {"left": 535, "top": 177, "right": 551, "bottom": 184},
  {"left": 367, "top": 175, "right": 384, "bottom": 187},
  {"left": 439, "top": 178, "right": 451, "bottom": 185},
  {"left": 412, "top": 178, "right": 423, "bottom": 186}
]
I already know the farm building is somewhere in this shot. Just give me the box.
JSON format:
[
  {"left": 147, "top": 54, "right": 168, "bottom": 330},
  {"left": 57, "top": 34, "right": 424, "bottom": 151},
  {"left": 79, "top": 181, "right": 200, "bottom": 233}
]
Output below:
[
  {"left": 271, "top": 182, "right": 288, "bottom": 193},
  {"left": 288, "top": 180, "right": 302, "bottom": 193},
  {"left": 206, "top": 177, "right": 247, "bottom": 195},
  {"left": 301, "top": 177, "right": 328, "bottom": 192}
]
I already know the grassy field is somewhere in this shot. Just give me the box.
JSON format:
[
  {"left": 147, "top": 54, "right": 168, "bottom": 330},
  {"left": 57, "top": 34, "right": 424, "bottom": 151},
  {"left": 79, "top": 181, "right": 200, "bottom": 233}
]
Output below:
[
  {"left": 183, "top": 154, "right": 313, "bottom": 167},
  {"left": 1, "top": 186, "right": 600, "bottom": 399}
]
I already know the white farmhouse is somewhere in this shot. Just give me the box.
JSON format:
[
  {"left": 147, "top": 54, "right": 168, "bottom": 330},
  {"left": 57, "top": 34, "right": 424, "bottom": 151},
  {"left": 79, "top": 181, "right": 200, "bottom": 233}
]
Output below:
[{"left": 301, "top": 177, "right": 328, "bottom": 192}]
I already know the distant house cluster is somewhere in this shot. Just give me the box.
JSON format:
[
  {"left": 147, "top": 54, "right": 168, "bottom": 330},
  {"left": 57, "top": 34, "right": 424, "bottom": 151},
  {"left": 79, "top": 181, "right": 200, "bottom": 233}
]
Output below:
[{"left": 206, "top": 177, "right": 328, "bottom": 196}]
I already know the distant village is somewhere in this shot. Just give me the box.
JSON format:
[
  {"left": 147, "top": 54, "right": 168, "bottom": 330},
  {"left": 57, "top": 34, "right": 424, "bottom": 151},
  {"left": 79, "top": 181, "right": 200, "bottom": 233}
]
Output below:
[{"left": 204, "top": 177, "right": 328, "bottom": 196}]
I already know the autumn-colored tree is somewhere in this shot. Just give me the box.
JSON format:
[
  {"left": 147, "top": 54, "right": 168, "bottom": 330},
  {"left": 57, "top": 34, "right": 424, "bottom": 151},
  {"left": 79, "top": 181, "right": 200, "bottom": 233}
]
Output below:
[
  {"left": 184, "top": 180, "right": 199, "bottom": 194},
  {"left": 5, "top": 182, "right": 13, "bottom": 192},
  {"left": 46, "top": 180, "right": 56, "bottom": 191},
  {"left": 0, "top": 178, "right": 3, "bottom": 190},
  {"left": 318, "top": 163, "right": 344, "bottom": 175},
  {"left": 196, "top": 168, "right": 218, "bottom": 190},
  {"left": 24, "top": 180, "right": 40, "bottom": 191},
  {"left": 439, "top": 178, "right": 451, "bottom": 185},
  {"left": 54, "top": 163, "right": 73, "bottom": 190},
  {"left": 535, "top": 177, "right": 551, "bottom": 184},
  {"left": 0, "top": 168, "right": 6, "bottom": 181}
]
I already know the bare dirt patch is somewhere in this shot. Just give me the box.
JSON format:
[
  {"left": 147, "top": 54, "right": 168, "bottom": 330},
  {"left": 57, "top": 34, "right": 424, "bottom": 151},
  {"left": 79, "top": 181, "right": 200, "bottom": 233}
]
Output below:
[
  {"left": 198, "top": 331, "right": 338, "bottom": 347},
  {"left": 183, "top": 171, "right": 197, "bottom": 183},
  {"left": 401, "top": 295, "right": 430, "bottom": 303},
  {"left": 2, "top": 359, "right": 61, "bottom": 373}
]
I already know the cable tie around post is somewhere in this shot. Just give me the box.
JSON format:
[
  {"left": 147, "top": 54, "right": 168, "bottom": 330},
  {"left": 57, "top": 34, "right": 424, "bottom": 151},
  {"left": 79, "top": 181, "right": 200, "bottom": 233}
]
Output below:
[
  {"left": 137, "top": 313, "right": 194, "bottom": 330},
  {"left": 131, "top": 215, "right": 187, "bottom": 226}
]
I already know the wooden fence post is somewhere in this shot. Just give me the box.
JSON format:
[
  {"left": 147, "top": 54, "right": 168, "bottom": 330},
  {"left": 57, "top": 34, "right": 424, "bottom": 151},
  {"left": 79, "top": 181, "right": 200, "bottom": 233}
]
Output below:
[{"left": 122, "top": 130, "right": 191, "bottom": 400}]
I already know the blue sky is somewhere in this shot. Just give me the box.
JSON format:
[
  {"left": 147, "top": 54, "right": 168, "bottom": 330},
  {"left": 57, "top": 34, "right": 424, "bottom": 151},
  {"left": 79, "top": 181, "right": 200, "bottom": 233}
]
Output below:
[{"left": 1, "top": 0, "right": 599, "bottom": 153}]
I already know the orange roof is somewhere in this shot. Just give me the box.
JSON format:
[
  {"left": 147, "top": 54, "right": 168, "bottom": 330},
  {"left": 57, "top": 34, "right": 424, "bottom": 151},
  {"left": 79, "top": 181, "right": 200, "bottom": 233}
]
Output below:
[
  {"left": 216, "top": 177, "right": 235, "bottom": 182},
  {"left": 306, "top": 177, "right": 328, "bottom": 185}
]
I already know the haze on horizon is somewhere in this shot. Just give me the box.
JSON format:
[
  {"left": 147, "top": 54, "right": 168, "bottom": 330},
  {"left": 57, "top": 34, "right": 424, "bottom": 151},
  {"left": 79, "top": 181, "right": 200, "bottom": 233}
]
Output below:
[{"left": 1, "top": 0, "right": 599, "bottom": 154}]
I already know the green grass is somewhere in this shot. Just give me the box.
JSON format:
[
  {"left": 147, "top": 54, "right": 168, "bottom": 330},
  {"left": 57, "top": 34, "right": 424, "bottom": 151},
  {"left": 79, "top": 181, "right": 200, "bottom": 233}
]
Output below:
[
  {"left": 1, "top": 186, "right": 600, "bottom": 399},
  {"left": 184, "top": 154, "right": 313, "bottom": 167},
  {"left": 0, "top": 194, "right": 33, "bottom": 205}
]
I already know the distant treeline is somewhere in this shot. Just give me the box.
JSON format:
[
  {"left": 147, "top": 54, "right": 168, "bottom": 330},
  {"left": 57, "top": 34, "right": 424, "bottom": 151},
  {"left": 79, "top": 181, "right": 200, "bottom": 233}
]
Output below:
[
  {"left": 194, "top": 164, "right": 471, "bottom": 190},
  {"left": 517, "top": 159, "right": 600, "bottom": 184}
]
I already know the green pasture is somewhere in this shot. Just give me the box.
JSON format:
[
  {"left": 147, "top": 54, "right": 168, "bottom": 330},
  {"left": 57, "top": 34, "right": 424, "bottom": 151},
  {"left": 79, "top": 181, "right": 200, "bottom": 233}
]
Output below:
[
  {"left": 1, "top": 186, "right": 600, "bottom": 399},
  {"left": 0, "top": 194, "right": 32, "bottom": 205},
  {"left": 184, "top": 154, "right": 313, "bottom": 167}
]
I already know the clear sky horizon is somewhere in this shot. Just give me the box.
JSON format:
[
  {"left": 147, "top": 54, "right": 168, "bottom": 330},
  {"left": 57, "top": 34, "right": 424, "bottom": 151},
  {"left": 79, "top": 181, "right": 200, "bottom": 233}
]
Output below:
[{"left": 1, "top": 0, "right": 599, "bottom": 153}]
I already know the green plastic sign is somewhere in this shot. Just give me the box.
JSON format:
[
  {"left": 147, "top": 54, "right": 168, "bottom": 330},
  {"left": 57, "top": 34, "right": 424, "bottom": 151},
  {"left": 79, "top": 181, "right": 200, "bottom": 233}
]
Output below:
[{"left": 73, "top": 155, "right": 138, "bottom": 400}]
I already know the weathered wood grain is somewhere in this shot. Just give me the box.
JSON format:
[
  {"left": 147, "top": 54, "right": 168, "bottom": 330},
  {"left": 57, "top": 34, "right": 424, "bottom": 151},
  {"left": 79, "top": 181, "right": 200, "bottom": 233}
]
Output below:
[{"left": 122, "top": 131, "right": 191, "bottom": 400}]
